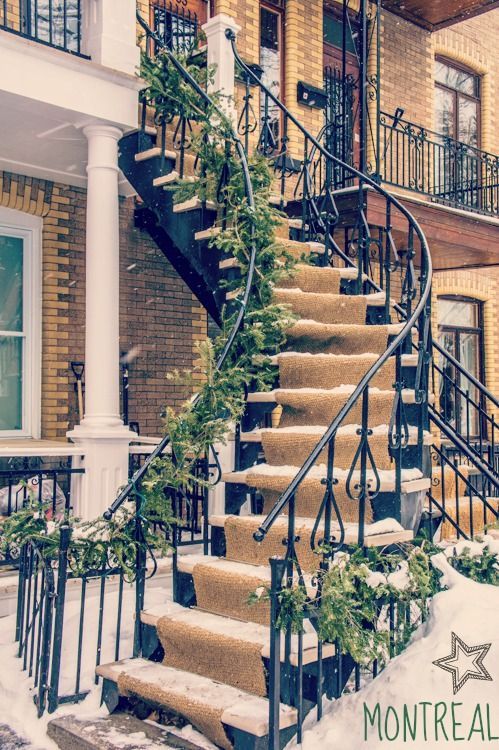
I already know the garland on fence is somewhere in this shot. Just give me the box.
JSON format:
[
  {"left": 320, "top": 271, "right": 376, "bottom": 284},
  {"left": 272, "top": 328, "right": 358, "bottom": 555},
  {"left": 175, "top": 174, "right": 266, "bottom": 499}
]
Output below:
[
  {"left": 0, "top": 47, "right": 296, "bottom": 573},
  {"left": 250, "top": 536, "right": 499, "bottom": 667}
]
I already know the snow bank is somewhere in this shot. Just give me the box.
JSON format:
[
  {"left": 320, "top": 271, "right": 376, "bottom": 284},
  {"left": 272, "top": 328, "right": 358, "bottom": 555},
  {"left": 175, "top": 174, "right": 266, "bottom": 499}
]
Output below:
[{"left": 293, "top": 552, "right": 499, "bottom": 750}]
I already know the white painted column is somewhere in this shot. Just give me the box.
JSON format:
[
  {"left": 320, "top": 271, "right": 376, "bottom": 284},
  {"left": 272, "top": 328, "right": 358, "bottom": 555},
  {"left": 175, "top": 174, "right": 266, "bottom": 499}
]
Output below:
[
  {"left": 82, "top": 0, "right": 140, "bottom": 76},
  {"left": 202, "top": 14, "right": 241, "bottom": 125},
  {"left": 68, "top": 125, "right": 134, "bottom": 521}
]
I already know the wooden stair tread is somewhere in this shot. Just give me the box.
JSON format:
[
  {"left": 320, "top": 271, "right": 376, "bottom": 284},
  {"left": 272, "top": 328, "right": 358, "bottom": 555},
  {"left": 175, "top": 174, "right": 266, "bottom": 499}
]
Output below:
[
  {"left": 96, "top": 658, "right": 298, "bottom": 736},
  {"left": 153, "top": 172, "right": 199, "bottom": 187},
  {"left": 246, "top": 387, "right": 434, "bottom": 405},
  {"left": 173, "top": 196, "right": 217, "bottom": 213},
  {"left": 140, "top": 604, "right": 334, "bottom": 665},
  {"left": 209, "top": 513, "right": 413, "bottom": 547},
  {"left": 135, "top": 147, "right": 177, "bottom": 162}
]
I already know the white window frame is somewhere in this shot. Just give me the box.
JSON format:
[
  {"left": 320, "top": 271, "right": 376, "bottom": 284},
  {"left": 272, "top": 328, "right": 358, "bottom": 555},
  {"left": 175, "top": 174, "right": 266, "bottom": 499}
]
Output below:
[{"left": 0, "top": 207, "right": 42, "bottom": 439}]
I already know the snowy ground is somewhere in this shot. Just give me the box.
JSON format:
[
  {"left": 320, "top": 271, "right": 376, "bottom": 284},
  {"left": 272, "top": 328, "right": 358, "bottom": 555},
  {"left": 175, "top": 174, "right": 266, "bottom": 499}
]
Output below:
[
  {"left": 0, "top": 542, "right": 498, "bottom": 749},
  {"left": 290, "top": 545, "right": 499, "bottom": 750},
  {"left": 0, "top": 580, "right": 214, "bottom": 750}
]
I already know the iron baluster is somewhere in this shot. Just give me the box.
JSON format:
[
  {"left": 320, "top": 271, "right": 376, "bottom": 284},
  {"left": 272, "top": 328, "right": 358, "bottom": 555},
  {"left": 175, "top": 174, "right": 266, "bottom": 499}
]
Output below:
[{"left": 268, "top": 557, "right": 286, "bottom": 750}]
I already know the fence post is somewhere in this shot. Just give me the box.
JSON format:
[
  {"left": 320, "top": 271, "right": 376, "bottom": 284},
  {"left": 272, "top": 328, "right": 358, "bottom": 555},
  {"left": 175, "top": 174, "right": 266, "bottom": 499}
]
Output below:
[
  {"left": 268, "top": 556, "right": 286, "bottom": 750},
  {"left": 47, "top": 524, "right": 71, "bottom": 713},
  {"left": 133, "top": 489, "right": 146, "bottom": 658}
]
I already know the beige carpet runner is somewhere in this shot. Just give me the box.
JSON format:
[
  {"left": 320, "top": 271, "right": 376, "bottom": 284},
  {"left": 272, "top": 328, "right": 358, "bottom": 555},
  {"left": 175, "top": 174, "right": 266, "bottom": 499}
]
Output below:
[
  {"left": 157, "top": 615, "right": 267, "bottom": 697},
  {"left": 276, "top": 388, "right": 395, "bottom": 428}
]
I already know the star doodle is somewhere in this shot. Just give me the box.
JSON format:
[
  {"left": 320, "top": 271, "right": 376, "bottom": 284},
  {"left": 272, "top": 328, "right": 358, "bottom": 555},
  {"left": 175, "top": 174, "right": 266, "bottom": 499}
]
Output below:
[{"left": 433, "top": 632, "right": 493, "bottom": 695}]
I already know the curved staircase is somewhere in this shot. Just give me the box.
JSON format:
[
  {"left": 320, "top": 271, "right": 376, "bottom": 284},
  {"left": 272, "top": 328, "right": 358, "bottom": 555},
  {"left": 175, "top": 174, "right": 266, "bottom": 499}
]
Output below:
[{"left": 93, "top": 15, "right": 499, "bottom": 750}]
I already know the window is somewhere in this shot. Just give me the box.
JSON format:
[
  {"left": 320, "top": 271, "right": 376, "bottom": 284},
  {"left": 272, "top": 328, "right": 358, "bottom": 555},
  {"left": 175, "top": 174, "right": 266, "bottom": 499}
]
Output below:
[
  {"left": 0, "top": 208, "right": 41, "bottom": 438},
  {"left": 438, "top": 296, "right": 484, "bottom": 438},
  {"left": 260, "top": 1, "right": 284, "bottom": 148},
  {"left": 435, "top": 58, "right": 480, "bottom": 148},
  {"left": 22, "top": 0, "right": 81, "bottom": 53}
]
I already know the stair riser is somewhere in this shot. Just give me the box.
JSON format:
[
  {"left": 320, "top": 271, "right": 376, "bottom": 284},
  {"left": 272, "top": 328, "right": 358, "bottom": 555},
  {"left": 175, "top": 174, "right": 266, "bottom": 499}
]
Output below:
[{"left": 372, "top": 487, "right": 426, "bottom": 532}]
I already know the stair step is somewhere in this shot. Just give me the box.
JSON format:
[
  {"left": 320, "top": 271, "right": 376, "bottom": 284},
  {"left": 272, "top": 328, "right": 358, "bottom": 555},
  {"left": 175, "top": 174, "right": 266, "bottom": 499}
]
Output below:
[
  {"left": 140, "top": 604, "right": 334, "bottom": 665},
  {"left": 239, "top": 424, "right": 433, "bottom": 446},
  {"left": 209, "top": 513, "right": 414, "bottom": 548},
  {"left": 47, "top": 712, "right": 200, "bottom": 750},
  {"left": 195, "top": 226, "right": 222, "bottom": 241},
  {"left": 246, "top": 386, "right": 431, "bottom": 405},
  {"left": 153, "top": 172, "right": 198, "bottom": 187},
  {"left": 173, "top": 196, "right": 217, "bottom": 213},
  {"left": 222, "top": 465, "right": 431, "bottom": 495},
  {"left": 135, "top": 147, "right": 177, "bottom": 162},
  {"left": 96, "top": 658, "right": 298, "bottom": 737}
]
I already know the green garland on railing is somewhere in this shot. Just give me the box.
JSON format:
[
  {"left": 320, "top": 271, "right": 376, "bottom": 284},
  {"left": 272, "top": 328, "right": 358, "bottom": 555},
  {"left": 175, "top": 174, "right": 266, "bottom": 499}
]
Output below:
[
  {"left": 0, "top": 47, "right": 296, "bottom": 572},
  {"left": 136, "top": 47, "right": 296, "bottom": 495}
]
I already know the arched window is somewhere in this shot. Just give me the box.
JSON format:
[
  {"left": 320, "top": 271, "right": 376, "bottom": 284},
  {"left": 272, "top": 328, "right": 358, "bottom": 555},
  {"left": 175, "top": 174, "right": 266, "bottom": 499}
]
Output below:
[{"left": 437, "top": 295, "right": 484, "bottom": 437}]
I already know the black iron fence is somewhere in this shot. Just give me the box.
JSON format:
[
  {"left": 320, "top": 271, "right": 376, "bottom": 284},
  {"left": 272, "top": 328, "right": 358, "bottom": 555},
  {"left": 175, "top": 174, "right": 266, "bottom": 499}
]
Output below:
[
  {"left": 0, "top": 457, "right": 84, "bottom": 568},
  {"left": 151, "top": 0, "right": 198, "bottom": 55},
  {"left": 379, "top": 111, "right": 499, "bottom": 217},
  {"left": 0, "top": 0, "right": 84, "bottom": 55}
]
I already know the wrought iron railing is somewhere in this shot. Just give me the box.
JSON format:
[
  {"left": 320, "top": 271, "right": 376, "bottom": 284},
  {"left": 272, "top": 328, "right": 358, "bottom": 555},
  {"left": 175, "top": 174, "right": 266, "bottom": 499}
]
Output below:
[
  {"left": 0, "top": 456, "right": 84, "bottom": 568},
  {"left": 379, "top": 111, "right": 499, "bottom": 217},
  {"left": 151, "top": 0, "right": 198, "bottom": 55},
  {"left": 432, "top": 339, "right": 499, "bottom": 483},
  {"left": 0, "top": 0, "right": 85, "bottom": 55}
]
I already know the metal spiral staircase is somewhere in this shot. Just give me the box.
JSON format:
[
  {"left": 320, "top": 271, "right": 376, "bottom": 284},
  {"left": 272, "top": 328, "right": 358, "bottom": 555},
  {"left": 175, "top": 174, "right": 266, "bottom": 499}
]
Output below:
[{"left": 93, "top": 16, "right": 499, "bottom": 750}]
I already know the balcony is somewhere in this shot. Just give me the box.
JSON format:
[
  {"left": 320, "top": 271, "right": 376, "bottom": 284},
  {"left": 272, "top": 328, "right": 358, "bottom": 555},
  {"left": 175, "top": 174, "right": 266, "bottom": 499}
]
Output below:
[
  {"left": 379, "top": 111, "right": 499, "bottom": 219},
  {"left": 0, "top": 0, "right": 85, "bottom": 56}
]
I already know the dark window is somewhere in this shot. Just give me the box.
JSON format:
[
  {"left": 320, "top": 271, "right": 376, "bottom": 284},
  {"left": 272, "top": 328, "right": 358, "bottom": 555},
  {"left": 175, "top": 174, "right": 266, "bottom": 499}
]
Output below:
[
  {"left": 438, "top": 296, "right": 484, "bottom": 437},
  {"left": 435, "top": 58, "right": 480, "bottom": 148},
  {"left": 259, "top": 2, "right": 284, "bottom": 147}
]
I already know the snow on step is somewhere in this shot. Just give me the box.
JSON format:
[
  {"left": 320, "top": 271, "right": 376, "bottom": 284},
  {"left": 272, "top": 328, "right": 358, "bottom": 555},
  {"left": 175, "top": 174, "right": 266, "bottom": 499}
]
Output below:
[
  {"left": 246, "top": 386, "right": 432, "bottom": 404},
  {"left": 140, "top": 603, "right": 335, "bottom": 664},
  {"left": 173, "top": 196, "right": 217, "bottom": 213},
  {"left": 223, "top": 464, "right": 430, "bottom": 494},
  {"left": 196, "top": 226, "right": 222, "bottom": 241},
  {"left": 209, "top": 513, "right": 413, "bottom": 547},
  {"left": 239, "top": 423, "right": 433, "bottom": 446},
  {"left": 135, "top": 147, "right": 176, "bottom": 162},
  {"left": 153, "top": 172, "right": 198, "bottom": 188},
  {"left": 96, "top": 659, "right": 298, "bottom": 736}
]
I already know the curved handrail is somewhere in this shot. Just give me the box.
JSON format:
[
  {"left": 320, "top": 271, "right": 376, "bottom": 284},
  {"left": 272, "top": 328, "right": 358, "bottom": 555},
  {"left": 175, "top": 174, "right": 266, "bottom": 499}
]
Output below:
[
  {"left": 228, "top": 35, "right": 434, "bottom": 542},
  {"left": 103, "top": 14, "right": 257, "bottom": 519}
]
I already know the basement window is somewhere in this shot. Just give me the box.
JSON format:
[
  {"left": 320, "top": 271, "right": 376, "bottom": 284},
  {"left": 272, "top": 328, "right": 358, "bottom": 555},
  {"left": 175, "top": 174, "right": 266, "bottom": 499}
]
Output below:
[{"left": 0, "top": 208, "right": 41, "bottom": 438}]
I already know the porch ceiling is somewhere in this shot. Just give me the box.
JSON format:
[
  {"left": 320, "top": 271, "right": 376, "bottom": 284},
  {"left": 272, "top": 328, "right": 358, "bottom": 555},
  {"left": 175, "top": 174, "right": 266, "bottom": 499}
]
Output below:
[{"left": 382, "top": 0, "right": 499, "bottom": 31}]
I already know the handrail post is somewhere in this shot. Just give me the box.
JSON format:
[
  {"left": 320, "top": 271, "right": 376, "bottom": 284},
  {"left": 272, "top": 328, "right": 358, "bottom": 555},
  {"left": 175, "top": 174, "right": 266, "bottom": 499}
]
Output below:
[
  {"left": 268, "top": 556, "right": 286, "bottom": 750},
  {"left": 48, "top": 524, "right": 71, "bottom": 713}
]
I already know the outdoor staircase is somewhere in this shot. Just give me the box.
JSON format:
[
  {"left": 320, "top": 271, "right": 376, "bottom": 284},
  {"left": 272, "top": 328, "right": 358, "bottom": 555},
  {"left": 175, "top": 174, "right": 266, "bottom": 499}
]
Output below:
[
  {"left": 98, "top": 173, "right": 430, "bottom": 748},
  {"left": 89, "top": 18, "right": 498, "bottom": 750}
]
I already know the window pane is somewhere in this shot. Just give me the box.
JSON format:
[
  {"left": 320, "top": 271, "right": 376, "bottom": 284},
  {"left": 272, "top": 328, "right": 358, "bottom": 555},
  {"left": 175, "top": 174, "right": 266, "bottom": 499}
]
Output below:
[
  {"left": 435, "top": 60, "right": 478, "bottom": 96},
  {"left": 324, "top": 14, "right": 357, "bottom": 54},
  {"left": 0, "top": 235, "right": 23, "bottom": 332},
  {"left": 30, "top": 1, "right": 80, "bottom": 51},
  {"left": 435, "top": 86, "right": 455, "bottom": 139},
  {"left": 0, "top": 336, "right": 22, "bottom": 431},
  {"left": 438, "top": 298, "right": 479, "bottom": 328},
  {"left": 260, "top": 7, "right": 281, "bottom": 144},
  {"left": 458, "top": 97, "right": 479, "bottom": 147}
]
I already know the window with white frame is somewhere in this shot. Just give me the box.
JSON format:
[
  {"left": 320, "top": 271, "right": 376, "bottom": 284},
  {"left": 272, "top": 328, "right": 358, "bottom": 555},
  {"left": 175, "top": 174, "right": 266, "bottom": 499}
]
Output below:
[{"left": 0, "top": 208, "right": 41, "bottom": 438}]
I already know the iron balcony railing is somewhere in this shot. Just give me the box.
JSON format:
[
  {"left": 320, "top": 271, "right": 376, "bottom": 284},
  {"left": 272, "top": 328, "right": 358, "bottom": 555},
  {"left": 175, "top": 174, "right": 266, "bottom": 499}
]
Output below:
[
  {"left": 151, "top": 0, "right": 198, "bottom": 55},
  {"left": 379, "top": 110, "right": 499, "bottom": 217},
  {"left": 0, "top": 0, "right": 84, "bottom": 55}
]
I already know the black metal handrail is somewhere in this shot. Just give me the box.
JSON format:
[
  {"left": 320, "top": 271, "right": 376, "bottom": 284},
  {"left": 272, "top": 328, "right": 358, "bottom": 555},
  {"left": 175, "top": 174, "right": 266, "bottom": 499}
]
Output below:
[
  {"left": 103, "top": 13, "right": 256, "bottom": 520},
  {"left": 379, "top": 110, "right": 499, "bottom": 217},
  {"left": 229, "top": 35, "right": 432, "bottom": 546},
  {"left": 0, "top": 0, "right": 86, "bottom": 56}
]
